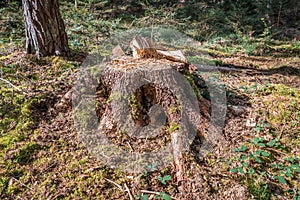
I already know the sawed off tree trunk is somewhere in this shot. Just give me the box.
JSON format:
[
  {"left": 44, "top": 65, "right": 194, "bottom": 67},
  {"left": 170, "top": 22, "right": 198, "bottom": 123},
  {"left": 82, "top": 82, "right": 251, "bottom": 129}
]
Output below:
[{"left": 22, "top": 0, "right": 69, "bottom": 57}]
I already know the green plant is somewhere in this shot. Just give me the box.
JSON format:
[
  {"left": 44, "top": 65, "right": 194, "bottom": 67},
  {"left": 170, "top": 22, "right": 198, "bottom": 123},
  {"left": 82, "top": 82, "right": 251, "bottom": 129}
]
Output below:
[
  {"left": 135, "top": 173, "right": 172, "bottom": 200},
  {"left": 259, "top": 18, "right": 272, "bottom": 42},
  {"left": 143, "top": 163, "right": 158, "bottom": 176},
  {"left": 229, "top": 135, "right": 300, "bottom": 198},
  {"left": 136, "top": 194, "right": 149, "bottom": 200},
  {"left": 253, "top": 122, "right": 270, "bottom": 133},
  {"left": 247, "top": 180, "right": 271, "bottom": 200},
  {"left": 136, "top": 192, "right": 172, "bottom": 200},
  {"left": 155, "top": 192, "right": 171, "bottom": 200},
  {"left": 168, "top": 123, "right": 179, "bottom": 133},
  {"left": 293, "top": 190, "right": 300, "bottom": 200},
  {"left": 158, "top": 175, "right": 172, "bottom": 185}
]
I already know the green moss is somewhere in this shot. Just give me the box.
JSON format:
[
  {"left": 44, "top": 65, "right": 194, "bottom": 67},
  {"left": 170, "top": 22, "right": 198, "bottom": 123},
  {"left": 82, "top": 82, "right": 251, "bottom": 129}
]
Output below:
[
  {"left": 0, "top": 134, "right": 19, "bottom": 150},
  {"left": 13, "top": 142, "right": 42, "bottom": 165},
  {"left": 187, "top": 55, "right": 218, "bottom": 66},
  {"left": 129, "top": 94, "right": 143, "bottom": 120},
  {"left": 168, "top": 123, "right": 179, "bottom": 133},
  {"left": 3, "top": 169, "right": 24, "bottom": 196},
  {"left": 0, "top": 176, "right": 9, "bottom": 194},
  {"left": 168, "top": 106, "right": 182, "bottom": 114},
  {"left": 260, "top": 84, "right": 300, "bottom": 98},
  {"left": 184, "top": 72, "right": 202, "bottom": 100},
  {"left": 0, "top": 90, "right": 47, "bottom": 153},
  {"left": 0, "top": 63, "right": 17, "bottom": 74},
  {"left": 259, "top": 84, "right": 300, "bottom": 127},
  {"left": 246, "top": 180, "right": 271, "bottom": 200},
  {"left": 107, "top": 91, "right": 122, "bottom": 103},
  {"left": 90, "top": 65, "right": 103, "bottom": 78}
]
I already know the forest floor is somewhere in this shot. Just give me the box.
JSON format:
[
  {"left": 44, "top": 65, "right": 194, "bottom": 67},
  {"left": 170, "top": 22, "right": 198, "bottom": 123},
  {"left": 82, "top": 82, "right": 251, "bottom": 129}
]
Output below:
[
  {"left": 0, "top": 2, "right": 300, "bottom": 200},
  {"left": 0, "top": 41, "right": 299, "bottom": 200}
]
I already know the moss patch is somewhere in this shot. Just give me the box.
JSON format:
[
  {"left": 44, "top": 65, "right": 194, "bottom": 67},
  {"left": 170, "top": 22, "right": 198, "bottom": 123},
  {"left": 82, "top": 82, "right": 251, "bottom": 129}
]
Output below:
[{"left": 259, "top": 84, "right": 299, "bottom": 130}]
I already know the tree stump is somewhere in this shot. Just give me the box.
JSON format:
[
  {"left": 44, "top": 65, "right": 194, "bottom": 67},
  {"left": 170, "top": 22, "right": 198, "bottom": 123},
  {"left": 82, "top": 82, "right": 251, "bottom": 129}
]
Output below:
[
  {"left": 101, "top": 58, "right": 206, "bottom": 131},
  {"left": 73, "top": 39, "right": 212, "bottom": 187}
]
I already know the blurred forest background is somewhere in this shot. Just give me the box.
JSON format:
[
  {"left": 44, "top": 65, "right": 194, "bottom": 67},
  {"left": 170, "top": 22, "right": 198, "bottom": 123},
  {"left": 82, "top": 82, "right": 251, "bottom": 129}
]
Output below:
[{"left": 1, "top": 0, "right": 299, "bottom": 54}]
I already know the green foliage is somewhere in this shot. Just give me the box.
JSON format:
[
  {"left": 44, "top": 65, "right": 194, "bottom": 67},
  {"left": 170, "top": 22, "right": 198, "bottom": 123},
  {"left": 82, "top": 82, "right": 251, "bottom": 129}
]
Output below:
[
  {"left": 229, "top": 133, "right": 300, "bottom": 198},
  {"left": 293, "top": 190, "right": 300, "bottom": 200},
  {"left": 136, "top": 192, "right": 171, "bottom": 200},
  {"left": 257, "top": 84, "right": 299, "bottom": 143},
  {"left": 1, "top": 0, "right": 299, "bottom": 56},
  {"left": 145, "top": 163, "right": 158, "bottom": 171},
  {"left": 168, "top": 123, "right": 179, "bottom": 133},
  {"left": 136, "top": 194, "right": 149, "bottom": 200},
  {"left": 259, "top": 84, "right": 300, "bottom": 98},
  {"left": 247, "top": 180, "right": 271, "bottom": 200},
  {"left": 142, "top": 163, "right": 158, "bottom": 176},
  {"left": 155, "top": 192, "right": 171, "bottom": 200},
  {"left": 13, "top": 142, "right": 43, "bottom": 165},
  {"left": 158, "top": 175, "right": 171, "bottom": 185}
]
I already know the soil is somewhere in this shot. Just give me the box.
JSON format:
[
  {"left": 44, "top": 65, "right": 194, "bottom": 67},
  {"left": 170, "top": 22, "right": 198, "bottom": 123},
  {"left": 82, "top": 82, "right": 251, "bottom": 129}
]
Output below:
[{"left": 0, "top": 49, "right": 299, "bottom": 199}]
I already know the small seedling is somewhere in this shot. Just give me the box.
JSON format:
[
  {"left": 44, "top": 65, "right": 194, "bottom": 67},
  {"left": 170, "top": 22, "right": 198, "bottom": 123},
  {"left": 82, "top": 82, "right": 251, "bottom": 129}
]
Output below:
[
  {"left": 155, "top": 192, "right": 171, "bottom": 200},
  {"left": 158, "top": 175, "right": 172, "bottom": 185},
  {"left": 136, "top": 194, "right": 149, "bottom": 200},
  {"left": 143, "top": 163, "right": 158, "bottom": 176}
]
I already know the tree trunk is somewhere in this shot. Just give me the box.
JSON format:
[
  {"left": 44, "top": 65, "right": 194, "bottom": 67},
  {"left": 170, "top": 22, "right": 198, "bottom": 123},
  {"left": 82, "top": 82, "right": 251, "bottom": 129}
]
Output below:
[{"left": 22, "top": 0, "right": 69, "bottom": 57}]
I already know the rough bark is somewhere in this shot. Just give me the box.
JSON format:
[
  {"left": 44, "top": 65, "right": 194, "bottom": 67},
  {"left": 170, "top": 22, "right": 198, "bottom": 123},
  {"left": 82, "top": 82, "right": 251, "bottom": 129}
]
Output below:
[{"left": 22, "top": 0, "right": 69, "bottom": 57}]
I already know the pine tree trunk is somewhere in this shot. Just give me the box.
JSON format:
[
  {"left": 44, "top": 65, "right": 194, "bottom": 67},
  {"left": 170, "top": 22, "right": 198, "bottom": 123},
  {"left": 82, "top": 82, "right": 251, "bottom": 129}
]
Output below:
[{"left": 22, "top": 0, "right": 69, "bottom": 57}]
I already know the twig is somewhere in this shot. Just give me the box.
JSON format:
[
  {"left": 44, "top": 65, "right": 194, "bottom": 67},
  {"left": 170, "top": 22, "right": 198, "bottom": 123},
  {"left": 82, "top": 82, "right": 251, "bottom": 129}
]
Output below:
[
  {"left": 265, "top": 147, "right": 288, "bottom": 156},
  {"left": 11, "top": 177, "right": 33, "bottom": 190},
  {"left": 0, "top": 77, "right": 27, "bottom": 95},
  {"left": 124, "top": 183, "right": 133, "bottom": 200},
  {"left": 140, "top": 190, "right": 160, "bottom": 195},
  {"left": 278, "top": 125, "right": 285, "bottom": 140},
  {"left": 140, "top": 190, "right": 177, "bottom": 199},
  {"left": 85, "top": 165, "right": 103, "bottom": 173},
  {"left": 127, "top": 142, "right": 133, "bottom": 152},
  {"left": 104, "top": 178, "right": 123, "bottom": 192}
]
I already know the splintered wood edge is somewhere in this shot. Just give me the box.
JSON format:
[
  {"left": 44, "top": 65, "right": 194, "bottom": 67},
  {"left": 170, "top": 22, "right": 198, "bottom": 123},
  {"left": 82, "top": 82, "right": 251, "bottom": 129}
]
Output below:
[{"left": 106, "top": 56, "right": 187, "bottom": 70}]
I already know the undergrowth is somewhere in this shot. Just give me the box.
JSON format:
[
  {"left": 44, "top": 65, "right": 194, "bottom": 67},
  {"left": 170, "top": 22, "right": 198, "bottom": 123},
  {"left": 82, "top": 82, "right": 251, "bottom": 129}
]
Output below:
[{"left": 228, "top": 83, "right": 300, "bottom": 199}]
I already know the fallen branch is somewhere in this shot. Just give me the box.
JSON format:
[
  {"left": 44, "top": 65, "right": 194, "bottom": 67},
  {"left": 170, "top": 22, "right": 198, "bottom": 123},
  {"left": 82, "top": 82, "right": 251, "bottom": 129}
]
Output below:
[
  {"left": 140, "top": 190, "right": 177, "bottom": 200},
  {"left": 11, "top": 177, "right": 33, "bottom": 190},
  {"left": 124, "top": 183, "right": 133, "bottom": 200},
  {"left": 104, "top": 178, "right": 123, "bottom": 192},
  {"left": 0, "top": 77, "right": 27, "bottom": 95},
  {"left": 85, "top": 165, "right": 103, "bottom": 173},
  {"left": 193, "top": 64, "right": 262, "bottom": 75}
]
